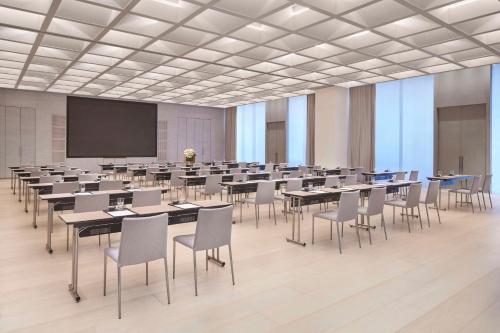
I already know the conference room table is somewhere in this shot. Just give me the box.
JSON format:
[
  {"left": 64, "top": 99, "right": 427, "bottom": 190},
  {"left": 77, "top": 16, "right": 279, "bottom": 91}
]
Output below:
[
  {"left": 9, "top": 165, "right": 69, "bottom": 190},
  {"left": 283, "top": 181, "right": 418, "bottom": 246},
  {"left": 362, "top": 171, "right": 408, "bottom": 181},
  {"left": 12, "top": 168, "right": 57, "bottom": 195},
  {"left": 314, "top": 168, "right": 357, "bottom": 176},
  {"left": 59, "top": 199, "right": 232, "bottom": 302},
  {"left": 28, "top": 179, "right": 131, "bottom": 227},
  {"left": 39, "top": 187, "right": 169, "bottom": 254},
  {"left": 426, "top": 174, "right": 474, "bottom": 210}
]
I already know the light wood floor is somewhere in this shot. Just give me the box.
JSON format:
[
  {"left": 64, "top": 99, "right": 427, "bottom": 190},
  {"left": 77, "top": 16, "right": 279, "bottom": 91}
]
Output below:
[{"left": 1, "top": 179, "right": 500, "bottom": 333}]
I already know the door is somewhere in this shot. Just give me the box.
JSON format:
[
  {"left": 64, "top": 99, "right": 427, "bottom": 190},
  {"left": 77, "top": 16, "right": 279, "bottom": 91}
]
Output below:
[
  {"left": 438, "top": 104, "right": 486, "bottom": 175},
  {"left": 266, "top": 121, "right": 286, "bottom": 164}
]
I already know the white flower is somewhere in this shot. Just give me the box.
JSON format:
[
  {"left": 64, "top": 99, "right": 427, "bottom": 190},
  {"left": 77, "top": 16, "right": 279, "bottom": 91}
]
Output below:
[{"left": 183, "top": 148, "right": 196, "bottom": 158}]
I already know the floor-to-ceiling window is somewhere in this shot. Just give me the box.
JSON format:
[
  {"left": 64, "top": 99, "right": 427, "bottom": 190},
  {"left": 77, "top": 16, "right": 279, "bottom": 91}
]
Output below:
[
  {"left": 491, "top": 64, "right": 500, "bottom": 192},
  {"left": 287, "top": 95, "right": 307, "bottom": 166},
  {"left": 236, "top": 102, "right": 266, "bottom": 163},
  {"left": 375, "top": 75, "right": 434, "bottom": 180}
]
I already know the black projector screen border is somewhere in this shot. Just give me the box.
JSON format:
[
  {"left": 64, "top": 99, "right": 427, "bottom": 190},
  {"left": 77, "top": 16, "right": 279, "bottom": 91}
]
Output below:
[{"left": 66, "top": 96, "right": 158, "bottom": 158}]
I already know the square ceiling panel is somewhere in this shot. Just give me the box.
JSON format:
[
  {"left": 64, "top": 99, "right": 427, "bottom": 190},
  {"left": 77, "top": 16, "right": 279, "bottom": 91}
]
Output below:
[
  {"left": 343, "top": 0, "right": 414, "bottom": 28},
  {"left": 214, "top": 0, "right": 288, "bottom": 18},
  {"left": 185, "top": 9, "right": 248, "bottom": 34},
  {"left": 230, "top": 23, "right": 287, "bottom": 44},
  {"left": 261, "top": 5, "right": 329, "bottom": 31},
  {"left": 132, "top": 0, "right": 200, "bottom": 23},
  {"left": 162, "top": 26, "right": 218, "bottom": 46},
  {"left": 114, "top": 14, "right": 173, "bottom": 37}
]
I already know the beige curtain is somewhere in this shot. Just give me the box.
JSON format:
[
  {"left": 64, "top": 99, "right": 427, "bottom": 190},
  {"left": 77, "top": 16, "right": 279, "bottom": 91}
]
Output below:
[
  {"left": 306, "top": 94, "right": 315, "bottom": 165},
  {"left": 225, "top": 107, "right": 237, "bottom": 161},
  {"left": 348, "top": 85, "right": 375, "bottom": 170}
]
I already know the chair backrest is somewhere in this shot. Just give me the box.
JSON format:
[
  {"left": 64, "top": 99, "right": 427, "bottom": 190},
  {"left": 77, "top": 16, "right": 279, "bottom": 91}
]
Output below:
[
  {"left": 344, "top": 175, "right": 357, "bottom": 186},
  {"left": 405, "top": 183, "right": 422, "bottom": 208},
  {"left": 366, "top": 187, "right": 386, "bottom": 215},
  {"left": 53, "top": 181, "right": 79, "bottom": 194},
  {"left": 78, "top": 173, "right": 98, "bottom": 181},
  {"left": 230, "top": 168, "right": 241, "bottom": 174},
  {"left": 132, "top": 189, "right": 162, "bottom": 207},
  {"left": 65, "top": 169, "right": 83, "bottom": 176},
  {"left": 470, "top": 175, "right": 482, "bottom": 194},
  {"left": 32, "top": 170, "right": 49, "bottom": 177},
  {"left": 26, "top": 167, "right": 41, "bottom": 173},
  {"left": 249, "top": 166, "right": 259, "bottom": 173},
  {"left": 204, "top": 174, "right": 223, "bottom": 194},
  {"left": 337, "top": 190, "right": 360, "bottom": 222},
  {"left": 409, "top": 170, "right": 419, "bottom": 181},
  {"left": 255, "top": 181, "right": 276, "bottom": 204},
  {"left": 324, "top": 175, "right": 340, "bottom": 188},
  {"left": 193, "top": 206, "right": 233, "bottom": 251},
  {"left": 289, "top": 170, "right": 303, "bottom": 178},
  {"left": 219, "top": 164, "right": 228, "bottom": 170},
  {"left": 395, "top": 172, "right": 406, "bottom": 181},
  {"left": 285, "top": 178, "right": 303, "bottom": 192},
  {"left": 233, "top": 173, "right": 247, "bottom": 182},
  {"left": 279, "top": 163, "right": 287, "bottom": 168},
  {"left": 99, "top": 180, "right": 123, "bottom": 191},
  {"left": 340, "top": 168, "right": 350, "bottom": 175},
  {"left": 298, "top": 166, "right": 308, "bottom": 173},
  {"left": 40, "top": 175, "right": 62, "bottom": 183},
  {"left": 482, "top": 174, "right": 492, "bottom": 192},
  {"left": 118, "top": 213, "right": 169, "bottom": 267},
  {"left": 74, "top": 193, "right": 110, "bottom": 213},
  {"left": 424, "top": 180, "right": 440, "bottom": 204},
  {"left": 264, "top": 163, "right": 274, "bottom": 172},
  {"left": 355, "top": 167, "right": 364, "bottom": 182},
  {"left": 199, "top": 169, "right": 211, "bottom": 176},
  {"left": 271, "top": 171, "right": 283, "bottom": 180},
  {"left": 238, "top": 162, "right": 247, "bottom": 168},
  {"left": 146, "top": 167, "right": 159, "bottom": 181},
  {"left": 170, "top": 170, "right": 186, "bottom": 187}
]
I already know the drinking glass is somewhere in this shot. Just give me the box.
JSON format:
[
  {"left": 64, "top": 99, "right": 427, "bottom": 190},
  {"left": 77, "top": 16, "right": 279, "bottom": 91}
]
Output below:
[
  {"left": 79, "top": 184, "right": 85, "bottom": 193},
  {"left": 308, "top": 183, "right": 313, "bottom": 190},
  {"left": 450, "top": 169, "right": 455, "bottom": 175},
  {"left": 437, "top": 170, "right": 442, "bottom": 177}
]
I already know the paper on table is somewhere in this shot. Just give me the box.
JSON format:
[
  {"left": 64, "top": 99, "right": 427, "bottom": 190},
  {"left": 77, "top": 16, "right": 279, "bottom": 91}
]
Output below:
[
  {"left": 174, "top": 203, "right": 200, "bottom": 209},
  {"left": 74, "top": 192, "right": 92, "bottom": 196},
  {"left": 310, "top": 190, "right": 327, "bottom": 194},
  {"left": 106, "top": 209, "right": 136, "bottom": 217}
]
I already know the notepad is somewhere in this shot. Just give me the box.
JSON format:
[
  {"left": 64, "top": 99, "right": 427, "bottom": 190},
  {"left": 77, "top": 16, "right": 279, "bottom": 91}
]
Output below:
[
  {"left": 310, "top": 190, "right": 327, "bottom": 194},
  {"left": 174, "top": 203, "right": 200, "bottom": 209},
  {"left": 107, "top": 209, "right": 136, "bottom": 217},
  {"left": 74, "top": 192, "right": 91, "bottom": 196},
  {"left": 127, "top": 188, "right": 142, "bottom": 192}
]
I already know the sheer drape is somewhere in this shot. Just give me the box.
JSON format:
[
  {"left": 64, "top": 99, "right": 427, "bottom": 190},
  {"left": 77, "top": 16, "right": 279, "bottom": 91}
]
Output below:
[
  {"left": 236, "top": 102, "right": 266, "bottom": 163},
  {"left": 287, "top": 95, "right": 307, "bottom": 166},
  {"left": 492, "top": 64, "right": 500, "bottom": 192},
  {"left": 348, "top": 85, "right": 375, "bottom": 170},
  {"left": 224, "top": 107, "right": 236, "bottom": 161}
]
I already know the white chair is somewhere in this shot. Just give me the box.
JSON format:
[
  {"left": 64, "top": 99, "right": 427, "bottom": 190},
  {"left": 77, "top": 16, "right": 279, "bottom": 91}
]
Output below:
[
  {"left": 104, "top": 213, "right": 170, "bottom": 318},
  {"left": 99, "top": 180, "right": 123, "bottom": 191},
  {"left": 395, "top": 172, "right": 406, "bottom": 181},
  {"left": 264, "top": 163, "right": 274, "bottom": 172},
  {"left": 132, "top": 189, "right": 162, "bottom": 207},
  {"left": 197, "top": 174, "right": 223, "bottom": 200},
  {"left": 65, "top": 169, "right": 83, "bottom": 176},
  {"left": 358, "top": 187, "right": 387, "bottom": 243},
  {"left": 31, "top": 170, "right": 49, "bottom": 177},
  {"left": 78, "top": 173, "right": 98, "bottom": 182},
  {"left": 479, "top": 174, "right": 492, "bottom": 209},
  {"left": 354, "top": 167, "right": 364, "bottom": 183},
  {"left": 385, "top": 183, "right": 422, "bottom": 233},
  {"left": 145, "top": 167, "right": 159, "bottom": 186},
  {"left": 288, "top": 170, "right": 303, "bottom": 178},
  {"left": 199, "top": 169, "right": 210, "bottom": 176},
  {"left": 344, "top": 175, "right": 357, "bottom": 186},
  {"left": 279, "top": 163, "right": 287, "bottom": 168},
  {"left": 233, "top": 173, "right": 247, "bottom": 182},
  {"left": 340, "top": 168, "right": 350, "bottom": 175},
  {"left": 75, "top": 193, "right": 111, "bottom": 246},
  {"left": 274, "top": 178, "right": 302, "bottom": 222},
  {"left": 420, "top": 180, "right": 441, "bottom": 227},
  {"left": 271, "top": 171, "right": 283, "bottom": 180},
  {"left": 40, "top": 175, "right": 62, "bottom": 184},
  {"left": 170, "top": 170, "right": 186, "bottom": 199},
  {"left": 173, "top": 206, "right": 234, "bottom": 296},
  {"left": 243, "top": 181, "right": 277, "bottom": 228},
  {"left": 312, "top": 191, "right": 361, "bottom": 253},
  {"left": 409, "top": 170, "right": 419, "bottom": 181},
  {"left": 230, "top": 168, "right": 241, "bottom": 174},
  {"left": 448, "top": 175, "right": 482, "bottom": 213},
  {"left": 324, "top": 175, "right": 340, "bottom": 188}
]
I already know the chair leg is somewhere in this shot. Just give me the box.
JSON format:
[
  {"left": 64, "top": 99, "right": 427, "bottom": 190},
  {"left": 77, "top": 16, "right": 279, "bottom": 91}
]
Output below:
[
  {"left": 355, "top": 217, "right": 361, "bottom": 248},
  {"left": 417, "top": 206, "right": 423, "bottom": 230},
  {"left": 284, "top": 201, "right": 288, "bottom": 223},
  {"left": 312, "top": 216, "right": 315, "bottom": 244},
  {"left": 448, "top": 191, "right": 450, "bottom": 210},
  {"left": 272, "top": 202, "right": 276, "bottom": 225},
  {"left": 103, "top": 253, "right": 107, "bottom": 296},
  {"left": 406, "top": 208, "right": 411, "bottom": 233},
  {"left": 489, "top": 192, "right": 493, "bottom": 208},
  {"left": 145, "top": 262, "right": 149, "bottom": 286},
  {"left": 482, "top": 192, "right": 486, "bottom": 209},
  {"left": 67, "top": 225, "right": 70, "bottom": 252},
  {"left": 228, "top": 244, "right": 235, "bottom": 286},
  {"left": 336, "top": 222, "right": 342, "bottom": 254},
  {"left": 268, "top": 204, "right": 271, "bottom": 218},
  {"left": 254, "top": 205, "right": 258, "bottom": 229},
  {"left": 330, "top": 220, "right": 333, "bottom": 240},
  {"left": 99, "top": 234, "right": 101, "bottom": 246},
  {"left": 435, "top": 202, "right": 442, "bottom": 224},
  {"left": 205, "top": 250, "right": 208, "bottom": 271},
  {"left": 477, "top": 193, "right": 482, "bottom": 211},
  {"left": 117, "top": 267, "right": 122, "bottom": 319},
  {"left": 108, "top": 233, "right": 111, "bottom": 247},
  {"left": 392, "top": 206, "right": 395, "bottom": 224},
  {"left": 471, "top": 194, "right": 475, "bottom": 214},
  {"left": 366, "top": 216, "right": 372, "bottom": 245},
  {"left": 193, "top": 251, "right": 198, "bottom": 296},
  {"left": 172, "top": 241, "right": 176, "bottom": 279},
  {"left": 163, "top": 257, "right": 171, "bottom": 304},
  {"left": 381, "top": 214, "right": 387, "bottom": 240},
  {"left": 425, "top": 205, "right": 430, "bottom": 228}
]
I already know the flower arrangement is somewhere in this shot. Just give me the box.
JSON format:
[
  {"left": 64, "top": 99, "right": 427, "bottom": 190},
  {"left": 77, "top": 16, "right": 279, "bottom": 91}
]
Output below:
[{"left": 183, "top": 148, "right": 196, "bottom": 163}]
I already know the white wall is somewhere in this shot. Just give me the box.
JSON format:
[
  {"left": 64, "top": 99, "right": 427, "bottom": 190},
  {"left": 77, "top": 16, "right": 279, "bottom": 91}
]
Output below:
[
  {"left": 314, "top": 86, "right": 350, "bottom": 168},
  {"left": 0, "top": 88, "right": 225, "bottom": 174}
]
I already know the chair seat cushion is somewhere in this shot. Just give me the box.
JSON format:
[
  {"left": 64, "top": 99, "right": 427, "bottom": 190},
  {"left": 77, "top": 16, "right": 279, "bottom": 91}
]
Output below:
[
  {"left": 174, "top": 234, "right": 195, "bottom": 249},
  {"left": 105, "top": 247, "right": 119, "bottom": 262},
  {"left": 313, "top": 210, "right": 338, "bottom": 221},
  {"left": 385, "top": 199, "right": 407, "bottom": 208}
]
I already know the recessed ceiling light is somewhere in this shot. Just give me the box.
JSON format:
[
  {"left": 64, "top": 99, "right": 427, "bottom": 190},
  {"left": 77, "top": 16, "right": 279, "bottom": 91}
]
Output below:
[
  {"left": 291, "top": 5, "right": 309, "bottom": 16},
  {"left": 154, "top": 0, "right": 181, "bottom": 7}
]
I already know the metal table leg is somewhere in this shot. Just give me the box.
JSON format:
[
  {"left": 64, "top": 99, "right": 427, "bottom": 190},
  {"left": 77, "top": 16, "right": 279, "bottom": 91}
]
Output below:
[
  {"left": 69, "top": 226, "right": 81, "bottom": 302},
  {"left": 286, "top": 197, "right": 306, "bottom": 246},
  {"left": 32, "top": 189, "right": 38, "bottom": 228},
  {"left": 18, "top": 178, "right": 22, "bottom": 202},
  {"left": 25, "top": 185, "right": 29, "bottom": 213},
  {"left": 13, "top": 173, "right": 17, "bottom": 194},
  {"left": 46, "top": 202, "right": 54, "bottom": 253}
]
